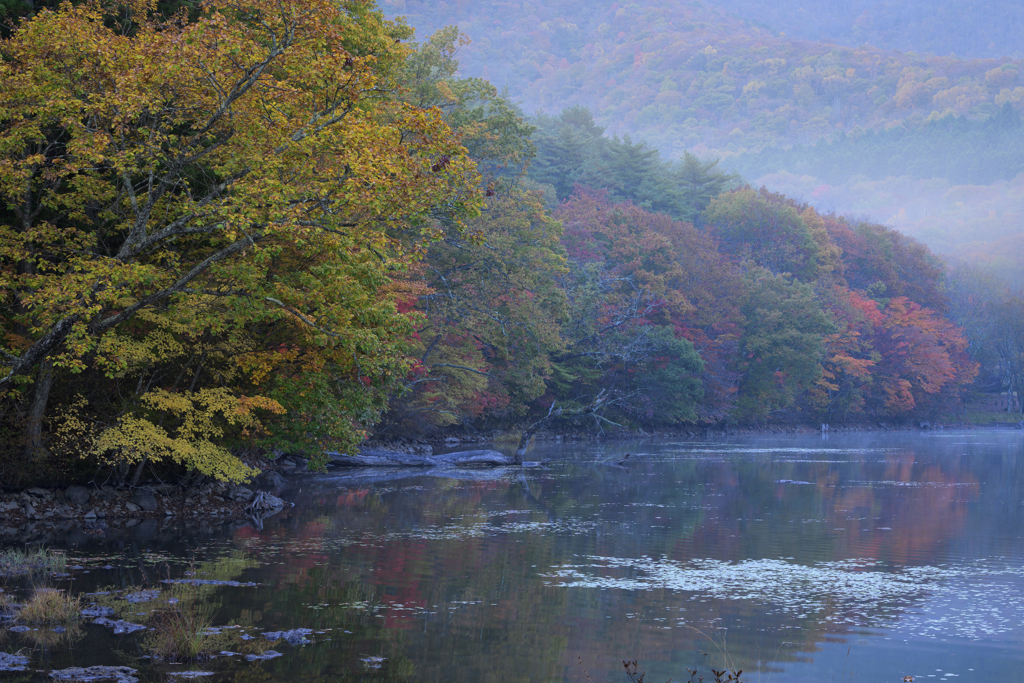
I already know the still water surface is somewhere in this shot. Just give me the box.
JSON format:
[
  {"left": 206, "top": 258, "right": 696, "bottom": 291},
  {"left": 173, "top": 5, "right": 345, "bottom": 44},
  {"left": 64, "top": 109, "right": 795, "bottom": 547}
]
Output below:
[{"left": 12, "top": 430, "right": 1024, "bottom": 682}]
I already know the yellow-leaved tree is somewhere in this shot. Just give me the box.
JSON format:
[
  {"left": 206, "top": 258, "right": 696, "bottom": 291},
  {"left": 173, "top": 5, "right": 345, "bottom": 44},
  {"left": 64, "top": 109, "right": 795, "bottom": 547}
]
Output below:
[{"left": 0, "top": 0, "right": 481, "bottom": 481}]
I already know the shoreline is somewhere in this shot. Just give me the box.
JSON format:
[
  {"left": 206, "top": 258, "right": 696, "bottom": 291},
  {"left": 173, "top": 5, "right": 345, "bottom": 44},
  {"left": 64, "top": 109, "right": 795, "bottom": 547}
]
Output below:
[
  {"left": 0, "top": 461, "right": 296, "bottom": 543},
  {"left": 3, "top": 421, "right": 1021, "bottom": 542}
]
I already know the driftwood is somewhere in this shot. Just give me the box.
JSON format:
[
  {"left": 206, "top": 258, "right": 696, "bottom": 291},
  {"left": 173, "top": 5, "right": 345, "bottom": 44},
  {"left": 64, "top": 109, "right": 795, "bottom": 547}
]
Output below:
[
  {"left": 321, "top": 467, "right": 536, "bottom": 487},
  {"left": 326, "top": 390, "right": 621, "bottom": 471},
  {"left": 327, "top": 448, "right": 526, "bottom": 468}
]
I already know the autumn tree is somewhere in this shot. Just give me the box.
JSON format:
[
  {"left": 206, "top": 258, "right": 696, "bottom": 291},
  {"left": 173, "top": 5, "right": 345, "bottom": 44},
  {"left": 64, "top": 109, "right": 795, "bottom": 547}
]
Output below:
[
  {"left": 701, "top": 188, "right": 826, "bottom": 281},
  {"left": 735, "top": 267, "right": 836, "bottom": 422},
  {"left": 380, "top": 189, "right": 567, "bottom": 435},
  {"left": 551, "top": 189, "right": 705, "bottom": 425},
  {"left": 0, "top": 0, "right": 481, "bottom": 480}
]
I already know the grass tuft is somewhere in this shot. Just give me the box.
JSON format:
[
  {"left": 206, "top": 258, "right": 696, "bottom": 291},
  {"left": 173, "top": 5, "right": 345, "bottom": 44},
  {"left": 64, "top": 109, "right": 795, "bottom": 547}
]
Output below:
[
  {"left": 0, "top": 547, "right": 67, "bottom": 576},
  {"left": 0, "top": 591, "right": 15, "bottom": 615},
  {"left": 17, "top": 588, "right": 80, "bottom": 624},
  {"left": 147, "top": 607, "right": 212, "bottom": 661}
]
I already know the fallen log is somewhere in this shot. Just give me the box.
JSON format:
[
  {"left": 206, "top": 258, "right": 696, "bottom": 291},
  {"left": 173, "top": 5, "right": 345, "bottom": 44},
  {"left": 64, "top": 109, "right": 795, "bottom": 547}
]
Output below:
[
  {"left": 326, "top": 448, "right": 549, "bottom": 469},
  {"left": 327, "top": 448, "right": 520, "bottom": 468}
]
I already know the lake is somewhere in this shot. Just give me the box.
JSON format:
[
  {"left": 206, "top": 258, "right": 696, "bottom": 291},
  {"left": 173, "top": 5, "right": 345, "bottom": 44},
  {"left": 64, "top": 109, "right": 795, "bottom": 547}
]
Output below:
[{"left": 6, "top": 430, "right": 1024, "bottom": 682}]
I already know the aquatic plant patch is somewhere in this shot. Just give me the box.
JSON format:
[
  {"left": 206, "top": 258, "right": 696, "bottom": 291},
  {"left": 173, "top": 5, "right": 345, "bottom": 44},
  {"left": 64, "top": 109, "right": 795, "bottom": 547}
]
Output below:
[{"left": 542, "top": 556, "right": 1024, "bottom": 640}]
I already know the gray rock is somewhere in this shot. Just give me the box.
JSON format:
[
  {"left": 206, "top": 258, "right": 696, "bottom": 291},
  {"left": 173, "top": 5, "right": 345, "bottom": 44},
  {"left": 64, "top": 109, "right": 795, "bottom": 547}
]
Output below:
[
  {"left": 161, "top": 579, "right": 258, "bottom": 587},
  {"left": 0, "top": 651, "right": 30, "bottom": 671},
  {"left": 26, "top": 487, "right": 50, "bottom": 498},
  {"left": 230, "top": 486, "right": 254, "bottom": 502},
  {"left": 91, "top": 617, "right": 146, "bottom": 634},
  {"left": 245, "top": 650, "right": 282, "bottom": 661},
  {"left": 258, "top": 471, "right": 286, "bottom": 489},
  {"left": 66, "top": 485, "right": 91, "bottom": 506},
  {"left": 81, "top": 606, "right": 116, "bottom": 618},
  {"left": 123, "top": 589, "right": 160, "bottom": 604},
  {"left": 49, "top": 666, "right": 138, "bottom": 682},
  {"left": 262, "top": 628, "right": 313, "bottom": 645},
  {"left": 23, "top": 503, "right": 36, "bottom": 517},
  {"left": 84, "top": 510, "right": 97, "bottom": 520},
  {"left": 166, "top": 673, "right": 214, "bottom": 678},
  {"left": 131, "top": 489, "right": 158, "bottom": 511},
  {"left": 125, "top": 502, "right": 140, "bottom": 512}
]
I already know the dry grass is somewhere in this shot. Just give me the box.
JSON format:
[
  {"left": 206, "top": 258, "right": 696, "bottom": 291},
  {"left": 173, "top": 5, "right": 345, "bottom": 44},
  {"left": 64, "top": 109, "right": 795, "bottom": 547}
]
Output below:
[
  {"left": 17, "top": 588, "right": 80, "bottom": 624},
  {"left": 0, "top": 547, "right": 67, "bottom": 576},
  {"left": 147, "top": 607, "right": 212, "bottom": 661},
  {"left": 0, "top": 591, "right": 14, "bottom": 616}
]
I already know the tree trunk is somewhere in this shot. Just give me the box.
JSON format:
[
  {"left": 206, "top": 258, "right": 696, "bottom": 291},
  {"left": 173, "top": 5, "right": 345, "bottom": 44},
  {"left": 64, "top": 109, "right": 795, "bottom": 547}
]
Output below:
[{"left": 24, "top": 357, "right": 54, "bottom": 461}]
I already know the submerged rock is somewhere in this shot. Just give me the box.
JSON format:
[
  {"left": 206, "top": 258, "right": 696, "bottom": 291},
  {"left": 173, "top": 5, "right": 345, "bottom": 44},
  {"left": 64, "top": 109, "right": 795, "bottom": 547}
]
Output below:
[
  {"left": 0, "top": 652, "right": 30, "bottom": 671},
  {"left": 161, "top": 579, "right": 258, "bottom": 587},
  {"left": 81, "top": 606, "right": 116, "bottom": 618},
  {"left": 49, "top": 666, "right": 138, "bottom": 682},
  {"left": 262, "top": 628, "right": 313, "bottom": 645},
  {"left": 166, "top": 672, "right": 214, "bottom": 678},
  {"left": 245, "top": 650, "right": 282, "bottom": 661},
  {"left": 92, "top": 617, "right": 146, "bottom": 634},
  {"left": 123, "top": 589, "right": 160, "bottom": 603},
  {"left": 362, "top": 655, "right": 386, "bottom": 670}
]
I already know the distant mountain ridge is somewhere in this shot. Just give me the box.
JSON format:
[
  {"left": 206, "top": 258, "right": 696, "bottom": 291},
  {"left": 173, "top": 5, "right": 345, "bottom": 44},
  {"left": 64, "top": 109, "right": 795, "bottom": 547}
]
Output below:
[
  {"left": 384, "top": 0, "right": 1023, "bottom": 157},
  {"left": 709, "top": 0, "right": 1024, "bottom": 61}
]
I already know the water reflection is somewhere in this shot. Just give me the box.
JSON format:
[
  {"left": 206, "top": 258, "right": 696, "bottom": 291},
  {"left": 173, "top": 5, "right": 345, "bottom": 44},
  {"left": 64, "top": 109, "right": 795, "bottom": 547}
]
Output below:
[{"left": 10, "top": 431, "right": 1024, "bottom": 682}]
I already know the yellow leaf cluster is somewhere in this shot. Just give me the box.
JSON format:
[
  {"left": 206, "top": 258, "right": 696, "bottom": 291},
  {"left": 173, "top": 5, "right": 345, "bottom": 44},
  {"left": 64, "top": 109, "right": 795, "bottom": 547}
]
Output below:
[{"left": 91, "top": 389, "right": 285, "bottom": 482}]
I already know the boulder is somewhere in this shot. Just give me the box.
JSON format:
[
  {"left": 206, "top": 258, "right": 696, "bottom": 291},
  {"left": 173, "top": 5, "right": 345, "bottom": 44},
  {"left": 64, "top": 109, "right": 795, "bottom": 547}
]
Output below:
[
  {"left": 254, "top": 470, "right": 285, "bottom": 489},
  {"left": 131, "top": 489, "right": 158, "bottom": 511},
  {"left": 65, "top": 486, "right": 90, "bottom": 506}
]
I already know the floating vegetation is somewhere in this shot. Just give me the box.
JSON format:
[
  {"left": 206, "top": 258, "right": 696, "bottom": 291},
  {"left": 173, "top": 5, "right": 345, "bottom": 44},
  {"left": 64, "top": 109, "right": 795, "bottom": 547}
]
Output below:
[
  {"left": 543, "top": 556, "right": 1024, "bottom": 640},
  {"left": 391, "top": 518, "right": 599, "bottom": 542}
]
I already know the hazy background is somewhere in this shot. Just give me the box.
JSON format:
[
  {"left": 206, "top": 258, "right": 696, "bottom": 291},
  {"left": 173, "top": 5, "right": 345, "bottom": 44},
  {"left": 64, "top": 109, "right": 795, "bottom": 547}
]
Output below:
[{"left": 383, "top": 0, "right": 1024, "bottom": 279}]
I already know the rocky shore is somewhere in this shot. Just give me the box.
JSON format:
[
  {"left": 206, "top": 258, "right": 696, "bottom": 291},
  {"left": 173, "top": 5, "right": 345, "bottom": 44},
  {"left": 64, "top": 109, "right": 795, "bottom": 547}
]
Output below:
[{"left": 0, "top": 458, "right": 303, "bottom": 542}]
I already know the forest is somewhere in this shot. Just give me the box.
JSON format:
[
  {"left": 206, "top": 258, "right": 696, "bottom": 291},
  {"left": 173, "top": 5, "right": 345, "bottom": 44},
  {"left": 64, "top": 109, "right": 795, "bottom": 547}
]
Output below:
[
  {"left": 386, "top": 0, "right": 1024, "bottom": 289},
  {"left": 0, "top": 0, "right": 1022, "bottom": 488}
]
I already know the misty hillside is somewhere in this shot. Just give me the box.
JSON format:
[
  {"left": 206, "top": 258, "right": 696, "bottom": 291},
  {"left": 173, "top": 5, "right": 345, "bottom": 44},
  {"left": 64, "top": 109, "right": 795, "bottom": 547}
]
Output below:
[
  {"left": 709, "top": 0, "right": 1024, "bottom": 61},
  {"left": 385, "top": 0, "right": 1023, "bottom": 158},
  {"left": 384, "top": 0, "right": 1024, "bottom": 269}
]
